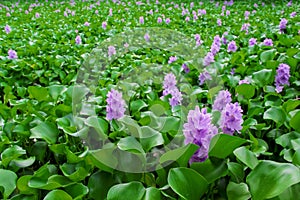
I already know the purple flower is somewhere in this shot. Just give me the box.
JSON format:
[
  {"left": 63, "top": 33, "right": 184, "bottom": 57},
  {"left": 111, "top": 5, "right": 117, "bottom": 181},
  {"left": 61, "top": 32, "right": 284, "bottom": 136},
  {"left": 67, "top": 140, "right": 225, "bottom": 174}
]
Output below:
[
  {"left": 239, "top": 79, "right": 250, "bottom": 85},
  {"left": 5, "top": 24, "right": 11, "bottom": 34},
  {"left": 169, "top": 87, "right": 182, "bottom": 107},
  {"left": 75, "top": 35, "right": 82, "bottom": 44},
  {"left": 108, "top": 45, "right": 116, "bottom": 57},
  {"left": 109, "top": 8, "right": 113, "bottom": 16},
  {"left": 95, "top": 10, "right": 99, "bottom": 14},
  {"left": 139, "top": 16, "right": 144, "bottom": 24},
  {"left": 213, "top": 90, "right": 232, "bottom": 112},
  {"left": 183, "top": 106, "right": 218, "bottom": 162},
  {"left": 221, "top": 32, "right": 228, "bottom": 45},
  {"left": 290, "top": 12, "right": 296, "bottom": 18},
  {"left": 182, "top": 63, "right": 190, "bottom": 73},
  {"left": 226, "top": 10, "right": 230, "bottom": 16},
  {"left": 263, "top": 38, "right": 273, "bottom": 46},
  {"left": 241, "top": 23, "right": 250, "bottom": 34},
  {"left": 157, "top": 17, "right": 162, "bottom": 23},
  {"left": 106, "top": 89, "right": 126, "bottom": 120},
  {"left": 220, "top": 102, "right": 243, "bottom": 135},
  {"left": 35, "top": 12, "right": 40, "bottom": 18},
  {"left": 6, "top": 13, "right": 11, "bottom": 17},
  {"left": 217, "top": 18, "right": 222, "bottom": 26},
  {"left": 254, "top": 3, "right": 258, "bottom": 8},
  {"left": 163, "top": 73, "right": 177, "bottom": 94},
  {"left": 287, "top": 1, "right": 292, "bottom": 7},
  {"left": 84, "top": 21, "right": 90, "bottom": 26},
  {"left": 227, "top": 41, "right": 237, "bottom": 52},
  {"left": 249, "top": 38, "right": 257, "bottom": 46},
  {"left": 8, "top": 49, "right": 18, "bottom": 59},
  {"left": 279, "top": 18, "right": 288, "bottom": 30},
  {"left": 162, "top": 73, "right": 182, "bottom": 106},
  {"left": 275, "top": 63, "right": 290, "bottom": 93},
  {"left": 144, "top": 33, "right": 150, "bottom": 42},
  {"left": 199, "top": 71, "right": 212, "bottom": 85},
  {"left": 211, "top": 44, "right": 220, "bottom": 55},
  {"left": 25, "top": 10, "right": 29, "bottom": 14},
  {"left": 168, "top": 56, "right": 177, "bottom": 64},
  {"left": 102, "top": 21, "right": 107, "bottom": 29},
  {"left": 244, "top": 11, "right": 250, "bottom": 19},
  {"left": 203, "top": 52, "right": 215, "bottom": 66},
  {"left": 165, "top": 18, "right": 171, "bottom": 24}
]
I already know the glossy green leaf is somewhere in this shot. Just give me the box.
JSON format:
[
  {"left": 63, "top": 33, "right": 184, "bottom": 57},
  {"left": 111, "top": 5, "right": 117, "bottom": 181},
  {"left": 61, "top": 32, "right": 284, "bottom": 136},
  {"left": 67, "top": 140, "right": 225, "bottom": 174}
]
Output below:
[
  {"left": 236, "top": 84, "right": 255, "bottom": 99},
  {"left": 209, "top": 134, "right": 248, "bottom": 159},
  {"left": 30, "top": 122, "right": 59, "bottom": 144},
  {"left": 88, "top": 171, "right": 115, "bottom": 200},
  {"left": 290, "top": 110, "right": 300, "bottom": 132},
  {"left": 227, "top": 182, "right": 251, "bottom": 200},
  {"left": 234, "top": 147, "right": 259, "bottom": 169},
  {"left": 263, "top": 107, "right": 286, "bottom": 125},
  {"left": 107, "top": 182, "right": 145, "bottom": 200},
  {"left": 64, "top": 183, "right": 89, "bottom": 200},
  {"left": 246, "top": 160, "right": 300, "bottom": 200},
  {"left": 28, "top": 86, "right": 49, "bottom": 101},
  {"left": 260, "top": 49, "right": 276, "bottom": 62},
  {"left": 252, "top": 69, "right": 273, "bottom": 87},
  {"left": 0, "top": 169, "right": 17, "bottom": 199},
  {"left": 143, "top": 187, "right": 162, "bottom": 200},
  {"left": 168, "top": 167, "right": 208, "bottom": 200},
  {"left": 43, "top": 190, "right": 73, "bottom": 200},
  {"left": 191, "top": 158, "right": 228, "bottom": 184}
]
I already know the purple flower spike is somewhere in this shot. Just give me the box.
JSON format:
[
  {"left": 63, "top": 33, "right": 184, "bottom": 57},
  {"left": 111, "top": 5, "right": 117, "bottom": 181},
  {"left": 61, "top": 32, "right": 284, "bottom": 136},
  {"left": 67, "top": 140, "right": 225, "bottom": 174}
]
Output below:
[
  {"left": 75, "top": 35, "right": 82, "bottom": 44},
  {"left": 108, "top": 46, "right": 116, "bottom": 57},
  {"left": 249, "top": 38, "right": 257, "bottom": 46},
  {"left": 182, "top": 63, "right": 190, "bottom": 73},
  {"left": 220, "top": 102, "right": 243, "bottom": 135},
  {"left": 263, "top": 38, "right": 273, "bottom": 46},
  {"left": 199, "top": 71, "right": 212, "bottom": 85},
  {"left": 275, "top": 63, "right": 290, "bottom": 93},
  {"left": 8, "top": 49, "right": 18, "bottom": 59},
  {"left": 203, "top": 52, "right": 215, "bottom": 66},
  {"left": 183, "top": 106, "right": 218, "bottom": 162},
  {"left": 227, "top": 41, "right": 237, "bottom": 52},
  {"left": 168, "top": 56, "right": 177, "bottom": 64},
  {"left": 212, "top": 90, "right": 232, "bottom": 112},
  {"left": 5, "top": 24, "right": 11, "bottom": 34},
  {"left": 106, "top": 89, "right": 126, "bottom": 120}
]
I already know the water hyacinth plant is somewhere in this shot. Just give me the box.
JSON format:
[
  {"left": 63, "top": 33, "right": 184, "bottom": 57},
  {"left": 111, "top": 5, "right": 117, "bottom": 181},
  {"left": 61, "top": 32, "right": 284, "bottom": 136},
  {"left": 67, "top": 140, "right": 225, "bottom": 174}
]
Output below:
[{"left": 0, "top": 0, "right": 300, "bottom": 199}]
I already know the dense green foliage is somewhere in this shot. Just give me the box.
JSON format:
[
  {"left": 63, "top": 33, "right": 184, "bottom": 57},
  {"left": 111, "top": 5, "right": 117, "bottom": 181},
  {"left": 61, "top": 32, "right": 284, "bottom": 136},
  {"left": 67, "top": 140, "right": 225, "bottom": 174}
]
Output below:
[{"left": 1, "top": 0, "right": 300, "bottom": 199}]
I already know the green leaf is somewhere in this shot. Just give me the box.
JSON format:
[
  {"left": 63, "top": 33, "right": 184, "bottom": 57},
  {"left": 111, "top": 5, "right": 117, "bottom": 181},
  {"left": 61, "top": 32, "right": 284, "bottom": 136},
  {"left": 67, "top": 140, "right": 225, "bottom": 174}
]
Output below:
[
  {"left": 160, "top": 144, "right": 198, "bottom": 167},
  {"left": 28, "top": 86, "right": 49, "bottom": 101},
  {"left": 88, "top": 147, "right": 118, "bottom": 173},
  {"left": 209, "top": 134, "right": 248, "bottom": 159},
  {"left": 290, "top": 110, "right": 300, "bottom": 132},
  {"left": 10, "top": 156, "right": 36, "bottom": 168},
  {"left": 30, "top": 122, "right": 59, "bottom": 144},
  {"left": 48, "top": 85, "right": 67, "bottom": 101},
  {"left": 143, "top": 187, "right": 162, "bottom": 200},
  {"left": 263, "top": 107, "right": 286, "bottom": 125},
  {"left": 64, "top": 183, "right": 89, "bottom": 200},
  {"left": 118, "top": 116, "right": 142, "bottom": 137},
  {"left": 191, "top": 158, "right": 228, "bottom": 184},
  {"left": 233, "top": 147, "right": 259, "bottom": 169},
  {"left": 227, "top": 162, "right": 245, "bottom": 182},
  {"left": 1, "top": 145, "right": 26, "bottom": 168},
  {"left": 168, "top": 167, "right": 208, "bottom": 200},
  {"left": 130, "top": 100, "right": 148, "bottom": 113},
  {"left": 0, "top": 169, "right": 17, "bottom": 199},
  {"left": 276, "top": 131, "right": 300, "bottom": 149},
  {"left": 260, "top": 49, "right": 276, "bottom": 62},
  {"left": 107, "top": 182, "right": 145, "bottom": 200},
  {"left": 246, "top": 160, "right": 300, "bottom": 200},
  {"left": 88, "top": 171, "right": 115, "bottom": 200},
  {"left": 117, "top": 136, "right": 145, "bottom": 154},
  {"left": 140, "top": 126, "right": 164, "bottom": 152},
  {"left": 44, "top": 190, "right": 73, "bottom": 200},
  {"left": 227, "top": 182, "right": 251, "bottom": 200},
  {"left": 236, "top": 84, "right": 255, "bottom": 99},
  {"left": 252, "top": 69, "right": 273, "bottom": 87},
  {"left": 283, "top": 99, "right": 300, "bottom": 113},
  {"left": 17, "top": 175, "right": 38, "bottom": 195}
]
